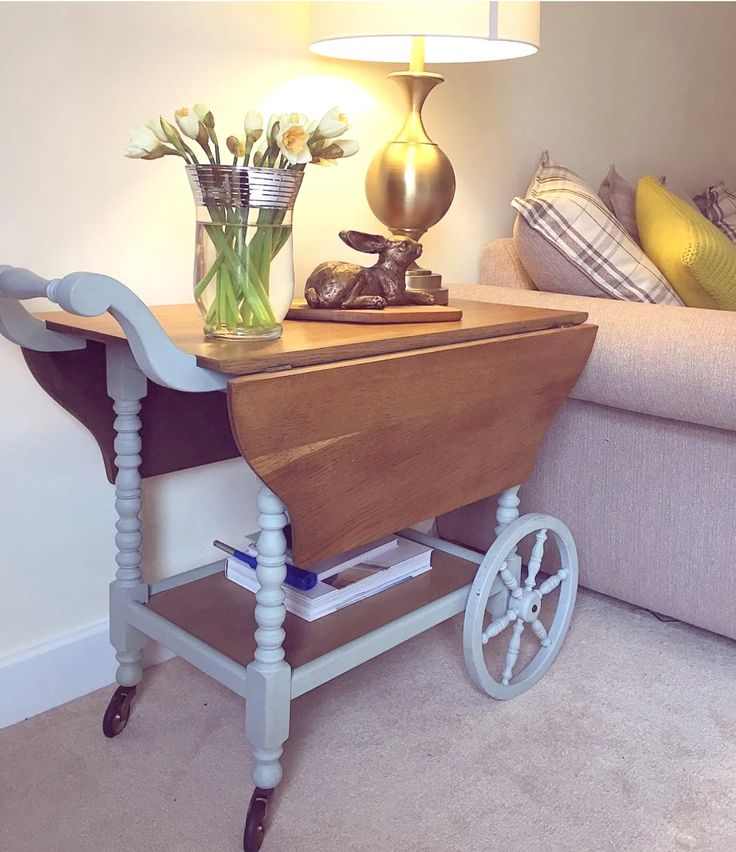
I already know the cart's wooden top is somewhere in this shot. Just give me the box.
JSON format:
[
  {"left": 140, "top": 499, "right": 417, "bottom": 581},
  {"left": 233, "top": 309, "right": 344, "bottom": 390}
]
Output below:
[{"left": 37, "top": 299, "right": 588, "bottom": 375}]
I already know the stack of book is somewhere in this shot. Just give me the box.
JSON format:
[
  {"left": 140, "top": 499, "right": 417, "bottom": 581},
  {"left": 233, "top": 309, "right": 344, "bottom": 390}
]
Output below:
[{"left": 223, "top": 534, "right": 433, "bottom": 621}]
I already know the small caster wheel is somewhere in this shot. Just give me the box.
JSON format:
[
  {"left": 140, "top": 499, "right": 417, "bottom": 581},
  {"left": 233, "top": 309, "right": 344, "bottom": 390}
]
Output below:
[
  {"left": 102, "top": 685, "right": 137, "bottom": 738},
  {"left": 243, "top": 788, "right": 272, "bottom": 852}
]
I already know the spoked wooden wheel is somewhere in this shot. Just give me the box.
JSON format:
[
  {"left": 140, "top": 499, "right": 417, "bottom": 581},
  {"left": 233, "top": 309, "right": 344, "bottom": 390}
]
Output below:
[{"left": 463, "top": 513, "right": 578, "bottom": 700}]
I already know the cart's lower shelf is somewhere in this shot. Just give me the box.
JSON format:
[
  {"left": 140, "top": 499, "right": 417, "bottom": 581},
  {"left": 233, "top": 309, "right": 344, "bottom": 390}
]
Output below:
[{"left": 148, "top": 550, "right": 478, "bottom": 670}]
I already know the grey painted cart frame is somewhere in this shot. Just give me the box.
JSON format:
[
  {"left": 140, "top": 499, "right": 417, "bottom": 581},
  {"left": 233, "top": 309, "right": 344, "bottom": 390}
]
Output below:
[{"left": 0, "top": 267, "right": 595, "bottom": 851}]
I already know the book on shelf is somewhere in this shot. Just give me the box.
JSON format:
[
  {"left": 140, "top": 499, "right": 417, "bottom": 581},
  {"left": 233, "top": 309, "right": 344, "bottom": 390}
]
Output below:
[{"left": 225, "top": 534, "right": 433, "bottom": 621}]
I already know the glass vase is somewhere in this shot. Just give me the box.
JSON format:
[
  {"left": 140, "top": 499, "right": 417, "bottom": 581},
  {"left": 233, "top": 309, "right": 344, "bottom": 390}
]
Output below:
[{"left": 187, "top": 164, "right": 304, "bottom": 340}]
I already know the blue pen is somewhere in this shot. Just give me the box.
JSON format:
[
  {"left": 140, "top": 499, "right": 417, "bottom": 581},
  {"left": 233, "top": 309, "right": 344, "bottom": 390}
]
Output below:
[{"left": 213, "top": 540, "right": 318, "bottom": 591}]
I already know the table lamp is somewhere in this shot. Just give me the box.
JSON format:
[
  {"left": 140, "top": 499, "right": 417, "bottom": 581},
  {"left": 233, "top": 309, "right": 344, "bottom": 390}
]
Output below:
[{"left": 310, "top": 1, "right": 540, "bottom": 304}]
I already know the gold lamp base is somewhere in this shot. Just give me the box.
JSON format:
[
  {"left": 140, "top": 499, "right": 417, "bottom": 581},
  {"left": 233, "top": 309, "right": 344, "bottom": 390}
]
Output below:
[
  {"left": 365, "top": 69, "right": 456, "bottom": 304},
  {"left": 405, "top": 268, "right": 448, "bottom": 305}
]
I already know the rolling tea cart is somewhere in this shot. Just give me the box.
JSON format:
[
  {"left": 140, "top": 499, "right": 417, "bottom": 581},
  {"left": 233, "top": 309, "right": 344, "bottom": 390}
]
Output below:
[{"left": 0, "top": 266, "right": 596, "bottom": 850}]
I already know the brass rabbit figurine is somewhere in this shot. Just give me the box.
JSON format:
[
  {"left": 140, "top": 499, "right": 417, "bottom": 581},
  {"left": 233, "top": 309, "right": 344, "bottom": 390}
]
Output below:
[{"left": 305, "top": 230, "right": 435, "bottom": 309}]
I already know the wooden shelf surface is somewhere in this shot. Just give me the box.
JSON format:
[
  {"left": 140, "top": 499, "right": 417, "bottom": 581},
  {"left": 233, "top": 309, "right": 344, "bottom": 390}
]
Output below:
[
  {"left": 38, "top": 299, "right": 588, "bottom": 376},
  {"left": 147, "top": 550, "right": 477, "bottom": 670}
]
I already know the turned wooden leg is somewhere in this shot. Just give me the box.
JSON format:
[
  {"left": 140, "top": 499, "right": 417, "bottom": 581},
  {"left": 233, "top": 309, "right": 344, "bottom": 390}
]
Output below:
[
  {"left": 496, "top": 486, "right": 522, "bottom": 585},
  {"left": 246, "top": 485, "right": 292, "bottom": 790},
  {"left": 107, "top": 344, "right": 148, "bottom": 690},
  {"left": 495, "top": 485, "right": 521, "bottom": 534},
  {"left": 487, "top": 486, "right": 522, "bottom": 620},
  {"left": 243, "top": 485, "right": 291, "bottom": 850}
]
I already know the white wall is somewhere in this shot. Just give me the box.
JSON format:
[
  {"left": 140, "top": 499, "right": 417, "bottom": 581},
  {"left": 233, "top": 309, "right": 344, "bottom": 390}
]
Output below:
[
  {"left": 0, "top": 0, "right": 397, "bottom": 662},
  {"left": 431, "top": 0, "right": 736, "bottom": 260},
  {"left": 2, "top": 1, "right": 735, "bottom": 663}
]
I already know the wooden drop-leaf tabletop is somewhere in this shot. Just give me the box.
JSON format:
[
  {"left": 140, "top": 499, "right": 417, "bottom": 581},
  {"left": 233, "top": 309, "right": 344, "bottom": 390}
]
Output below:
[
  {"left": 37, "top": 299, "right": 589, "bottom": 376},
  {"left": 28, "top": 295, "right": 596, "bottom": 565}
]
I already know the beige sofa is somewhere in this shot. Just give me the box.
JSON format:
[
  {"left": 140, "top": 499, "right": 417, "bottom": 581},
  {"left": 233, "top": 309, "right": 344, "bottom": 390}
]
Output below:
[{"left": 442, "top": 239, "right": 736, "bottom": 641}]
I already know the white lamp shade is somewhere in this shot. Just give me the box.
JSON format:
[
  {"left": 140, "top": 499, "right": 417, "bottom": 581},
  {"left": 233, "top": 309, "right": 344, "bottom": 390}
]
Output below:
[{"left": 309, "top": 1, "right": 540, "bottom": 63}]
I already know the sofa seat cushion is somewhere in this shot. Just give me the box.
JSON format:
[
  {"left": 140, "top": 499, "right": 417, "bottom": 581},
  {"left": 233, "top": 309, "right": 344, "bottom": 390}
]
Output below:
[
  {"left": 637, "top": 176, "right": 736, "bottom": 310},
  {"left": 512, "top": 158, "right": 682, "bottom": 306}
]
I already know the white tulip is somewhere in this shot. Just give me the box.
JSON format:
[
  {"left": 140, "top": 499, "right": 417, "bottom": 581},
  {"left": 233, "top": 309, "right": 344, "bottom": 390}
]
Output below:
[
  {"left": 318, "top": 138, "right": 360, "bottom": 160},
  {"left": 193, "top": 103, "right": 210, "bottom": 121},
  {"left": 335, "top": 139, "right": 359, "bottom": 157},
  {"left": 279, "top": 112, "right": 309, "bottom": 131},
  {"left": 145, "top": 119, "right": 168, "bottom": 144},
  {"left": 316, "top": 106, "right": 349, "bottom": 139},
  {"left": 226, "top": 135, "right": 246, "bottom": 158},
  {"left": 266, "top": 113, "right": 279, "bottom": 138},
  {"left": 276, "top": 113, "right": 312, "bottom": 165},
  {"left": 175, "top": 107, "right": 201, "bottom": 140},
  {"left": 245, "top": 110, "right": 263, "bottom": 135},
  {"left": 125, "top": 126, "right": 167, "bottom": 159}
]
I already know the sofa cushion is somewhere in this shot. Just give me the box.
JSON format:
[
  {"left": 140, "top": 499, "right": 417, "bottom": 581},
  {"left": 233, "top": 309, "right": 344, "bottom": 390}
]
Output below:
[
  {"left": 693, "top": 181, "right": 736, "bottom": 242},
  {"left": 513, "top": 215, "right": 603, "bottom": 298},
  {"left": 512, "top": 158, "right": 682, "bottom": 305},
  {"left": 598, "top": 165, "right": 640, "bottom": 244},
  {"left": 637, "top": 176, "right": 736, "bottom": 310}
]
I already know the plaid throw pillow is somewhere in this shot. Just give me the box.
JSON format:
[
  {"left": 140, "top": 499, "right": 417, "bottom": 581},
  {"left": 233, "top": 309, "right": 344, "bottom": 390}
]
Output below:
[
  {"left": 512, "top": 156, "right": 683, "bottom": 305},
  {"left": 693, "top": 182, "right": 736, "bottom": 242}
]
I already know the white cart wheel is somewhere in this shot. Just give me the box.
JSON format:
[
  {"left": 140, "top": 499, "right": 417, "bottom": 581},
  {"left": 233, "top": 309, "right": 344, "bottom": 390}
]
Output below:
[{"left": 463, "top": 513, "right": 578, "bottom": 700}]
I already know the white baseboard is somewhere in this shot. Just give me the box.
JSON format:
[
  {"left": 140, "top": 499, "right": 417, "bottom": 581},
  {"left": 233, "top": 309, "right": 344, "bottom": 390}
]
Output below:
[{"left": 0, "top": 620, "right": 174, "bottom": 730}]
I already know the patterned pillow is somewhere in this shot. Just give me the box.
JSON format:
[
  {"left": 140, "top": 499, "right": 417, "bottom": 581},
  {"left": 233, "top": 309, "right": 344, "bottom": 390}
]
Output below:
[
  {"left": 693, "top": 182, "right": 736, "bottom": 242},
  {"left": 513, "top": 215, "right": 604, "bottom": 298},
  {"left": 638, "top": 176, "right": 736, "bottom": 310},
  {"left": 598, "top": 165, "right": 640, "bottom": 245},
  {"left": 512, "top": 155, "right": 682, "bottom": 305}
]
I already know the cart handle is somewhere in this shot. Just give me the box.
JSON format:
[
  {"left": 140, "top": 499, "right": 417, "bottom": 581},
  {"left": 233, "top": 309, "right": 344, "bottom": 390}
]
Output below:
[{"left": 0, "top": 265, "right": 226, "bottom": 392}]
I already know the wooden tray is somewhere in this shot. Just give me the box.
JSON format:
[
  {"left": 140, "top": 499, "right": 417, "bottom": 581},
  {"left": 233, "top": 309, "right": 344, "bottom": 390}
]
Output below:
[{"left": 286, "top": 300, "right": 463, "bottom": 324}]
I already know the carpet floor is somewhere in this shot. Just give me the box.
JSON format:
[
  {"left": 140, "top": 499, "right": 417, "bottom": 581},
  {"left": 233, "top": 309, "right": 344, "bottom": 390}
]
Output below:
[{"left": 1, "top": 589, "right": 735, "bottom": 852}]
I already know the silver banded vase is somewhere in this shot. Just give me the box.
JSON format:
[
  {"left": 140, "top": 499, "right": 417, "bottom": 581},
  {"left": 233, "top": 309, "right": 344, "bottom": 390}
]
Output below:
[{"left": 187, "top": 164, "right": 303, "bottom": 340}]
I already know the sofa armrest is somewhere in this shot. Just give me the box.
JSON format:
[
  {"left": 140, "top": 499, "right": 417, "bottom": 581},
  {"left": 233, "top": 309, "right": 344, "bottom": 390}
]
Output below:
[
  {"left": 453, "top": 283, "right": 736, "bottom": 432},
  {"left": 479, "top": 238, "right": 536, "bottom": 290}
]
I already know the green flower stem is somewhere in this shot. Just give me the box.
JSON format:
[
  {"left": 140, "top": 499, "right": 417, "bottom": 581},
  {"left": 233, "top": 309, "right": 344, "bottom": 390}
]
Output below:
[
  {"left": 240, "top": 298, "right": 254, "bottom": 326},
  {"left": 258, "top": 227, "right": 273, "bottom": 294},
  {"left": 241, "top": 218, "right": 291, "bottom": 327},
  {"left": 217, "top": 265, "right": 227, "bottom": 326},
  {"left": 221, "top": 265, "right": 241, "bottom": 323},
  {"left": 243, "top": 255, "right": 277, "bottom": 325},
  {"left": 205, "top": 223, "right": 271, "bottom": 324},
  {"left": 228, "top": 219, "right": 278, "bottom": 327},
  {"left": 194, "top": 252, "right": 224, "bottom": 299},
  {"left": 205, "top": 296, "right": 217, "bottom": 326},
  {"left": 198, "top": 194, "right": 297, "bottom": 333}
]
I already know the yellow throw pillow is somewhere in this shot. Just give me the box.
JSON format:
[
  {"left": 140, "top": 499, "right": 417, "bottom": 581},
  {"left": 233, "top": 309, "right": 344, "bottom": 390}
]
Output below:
[{"left": 636, "top": 176, "right": 736, "bottom": 310}]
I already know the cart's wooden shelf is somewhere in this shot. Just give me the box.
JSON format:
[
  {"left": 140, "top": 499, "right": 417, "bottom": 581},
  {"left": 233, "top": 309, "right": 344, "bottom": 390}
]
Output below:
[{"left": 147, "top": 550, "right": 477, "bottom": 670}]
